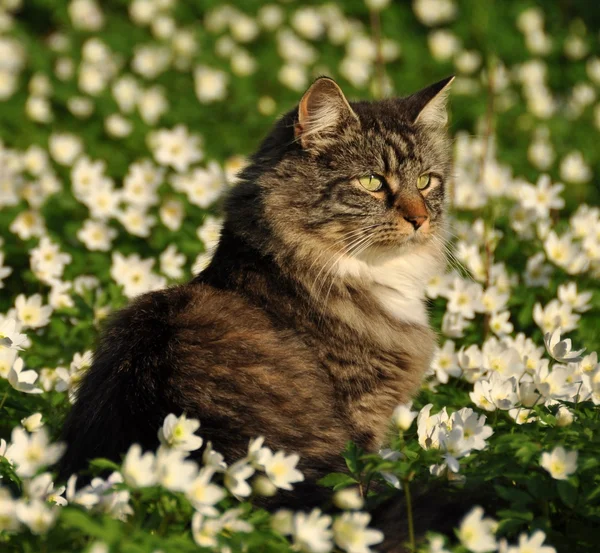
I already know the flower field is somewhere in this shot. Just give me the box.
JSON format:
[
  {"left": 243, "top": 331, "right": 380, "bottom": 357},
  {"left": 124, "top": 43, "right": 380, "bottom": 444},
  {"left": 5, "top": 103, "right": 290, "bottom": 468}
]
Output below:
[{"left": 0, "top": 1, "right": 599, "bottom": 552}]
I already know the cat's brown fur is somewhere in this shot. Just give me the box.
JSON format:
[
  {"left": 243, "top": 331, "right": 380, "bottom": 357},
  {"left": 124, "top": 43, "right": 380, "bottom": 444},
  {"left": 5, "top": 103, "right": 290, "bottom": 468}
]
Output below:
[{"left": 60, "top": 76, "right": 455, "bottom": 549}]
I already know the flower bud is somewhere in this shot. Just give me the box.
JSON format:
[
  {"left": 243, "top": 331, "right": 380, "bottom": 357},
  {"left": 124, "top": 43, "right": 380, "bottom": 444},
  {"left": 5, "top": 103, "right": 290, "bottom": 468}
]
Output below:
[{"left": 333, "top": 487, "right": 364, "bottom": 510}]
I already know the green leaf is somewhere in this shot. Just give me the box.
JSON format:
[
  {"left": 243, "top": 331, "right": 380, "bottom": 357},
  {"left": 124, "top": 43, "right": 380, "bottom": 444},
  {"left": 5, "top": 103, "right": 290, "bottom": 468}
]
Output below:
[
  {"left": 60, "top": 509, "right": 122, "bottom": 542},
  {"left": 497, "top": 509, "right": 534, "bottom": 522},
  {"left": 88, "top": 458, "right": 122, "bottom": 473},
  {"left": 557, "top": 480, "right": 578, "bottom": 509},
  {"left": 494, "top": 485, "right": 533, "bottom": 506},
  {"left": 317, "top": 472, "right": 358, "bottom": 490},
  {"left": 342, "top": 441, "right": 362, "bottom": 475}
]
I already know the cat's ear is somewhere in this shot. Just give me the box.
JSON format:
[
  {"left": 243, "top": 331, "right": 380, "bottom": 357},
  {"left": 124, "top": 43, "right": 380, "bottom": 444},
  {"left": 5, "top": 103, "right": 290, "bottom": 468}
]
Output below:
[
  {"left": 295, "top": 77, "right": 359, "bottom": 151},
  {"left": 408, "top": 76, "right": 455, "bottom": 126}
]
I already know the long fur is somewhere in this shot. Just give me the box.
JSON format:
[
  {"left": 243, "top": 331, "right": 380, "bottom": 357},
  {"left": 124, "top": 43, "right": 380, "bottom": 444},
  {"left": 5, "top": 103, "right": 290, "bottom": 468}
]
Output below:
[{"left": 60, "top": 77, "right": 456, "bottom": 550}]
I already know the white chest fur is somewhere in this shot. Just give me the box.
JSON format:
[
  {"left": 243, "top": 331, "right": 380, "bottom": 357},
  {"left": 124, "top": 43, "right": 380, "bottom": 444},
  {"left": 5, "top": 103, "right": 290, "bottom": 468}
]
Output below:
[{"left": 336, "top": 243, "right": 443, "bottom": 327}]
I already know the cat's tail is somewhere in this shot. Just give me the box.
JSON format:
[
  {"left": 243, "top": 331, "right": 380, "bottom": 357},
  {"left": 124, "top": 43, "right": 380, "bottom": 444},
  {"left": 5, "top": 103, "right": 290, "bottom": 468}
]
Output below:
[{"left": 58, "top": 287, "right": 184, "bottom": 481}]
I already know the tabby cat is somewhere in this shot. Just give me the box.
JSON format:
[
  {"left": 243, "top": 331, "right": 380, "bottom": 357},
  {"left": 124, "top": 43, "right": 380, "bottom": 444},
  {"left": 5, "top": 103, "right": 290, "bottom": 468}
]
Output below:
[{"left": 61, "top": 75, "right": 456, "bottom": 551}]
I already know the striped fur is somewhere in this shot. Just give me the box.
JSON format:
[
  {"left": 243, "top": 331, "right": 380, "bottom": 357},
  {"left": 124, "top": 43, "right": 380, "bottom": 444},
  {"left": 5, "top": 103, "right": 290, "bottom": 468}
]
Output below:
[{"left": 61, "top": 77, "right": 455, "bottom": 546}]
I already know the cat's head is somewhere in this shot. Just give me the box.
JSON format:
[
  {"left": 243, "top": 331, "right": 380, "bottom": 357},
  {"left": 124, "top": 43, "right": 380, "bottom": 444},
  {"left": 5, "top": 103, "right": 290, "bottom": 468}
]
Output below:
[{"left": 227, "top": 76, "right": 453, "bottom": 268}]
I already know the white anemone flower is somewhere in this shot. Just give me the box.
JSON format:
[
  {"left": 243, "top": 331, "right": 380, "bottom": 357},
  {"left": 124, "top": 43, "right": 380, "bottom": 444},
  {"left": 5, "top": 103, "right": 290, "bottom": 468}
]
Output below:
[
  {"left": 544, "top": 328, "right": 585, "bottom": 363},
  {"left": 540, "top": 446, "right": 578, "bottom": 480},
  {"left": 262, "top": 450, "right": 304, "bottom": 491},
  {"left": 158, "top": 413, "right": 203, "bottom": 452},
  {"left": 457, "top": 506, "right": 497, "bottom": 553}
]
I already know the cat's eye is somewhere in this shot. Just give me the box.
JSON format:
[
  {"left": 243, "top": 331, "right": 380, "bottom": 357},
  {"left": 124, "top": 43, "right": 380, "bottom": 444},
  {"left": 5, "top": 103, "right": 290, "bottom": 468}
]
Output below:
[
  {"left": 358, "top": 174, "right": 383, "bottom": 192},
  {"left": 417, "top": 174, "right": 431, "bottom": 190}
]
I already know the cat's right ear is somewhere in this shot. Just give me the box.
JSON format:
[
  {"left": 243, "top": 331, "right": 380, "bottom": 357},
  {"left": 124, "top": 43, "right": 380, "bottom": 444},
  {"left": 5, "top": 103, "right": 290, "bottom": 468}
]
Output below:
[{"left": 295, "top": 77, "right": 359, "bottom": 152}]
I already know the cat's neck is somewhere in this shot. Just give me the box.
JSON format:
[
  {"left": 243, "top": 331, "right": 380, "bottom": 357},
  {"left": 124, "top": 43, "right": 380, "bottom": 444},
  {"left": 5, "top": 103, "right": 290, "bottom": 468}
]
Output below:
[
  {"left": 334, "top": 242, "right": 444, "bottom": 327},
  {"left": 198, "top": 227, "right": 442, "bottom": 337}
]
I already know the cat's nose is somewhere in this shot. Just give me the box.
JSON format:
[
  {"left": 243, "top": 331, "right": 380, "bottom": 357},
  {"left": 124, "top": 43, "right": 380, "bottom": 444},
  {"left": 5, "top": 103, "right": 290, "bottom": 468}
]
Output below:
[{"left": 403, "top": 215, "right": 428, "bottom": 230}]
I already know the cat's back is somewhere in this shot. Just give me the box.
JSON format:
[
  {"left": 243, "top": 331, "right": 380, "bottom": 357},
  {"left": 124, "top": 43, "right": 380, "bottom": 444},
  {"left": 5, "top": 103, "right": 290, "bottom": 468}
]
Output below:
[{"left": 60, "top": 281, "right": 348, "bottom": 479}]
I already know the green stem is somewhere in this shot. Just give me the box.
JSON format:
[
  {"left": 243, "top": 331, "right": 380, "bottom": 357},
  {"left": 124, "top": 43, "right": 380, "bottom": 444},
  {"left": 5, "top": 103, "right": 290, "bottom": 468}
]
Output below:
[
  {"left": 0, "top": 390, "right": 8, "bottom": 412},
  {"left": 369, "top": 9, "right": 385, "bottom": 99},
  {"left": 403, "top": 479, "right": 415, "bottom": 552}
]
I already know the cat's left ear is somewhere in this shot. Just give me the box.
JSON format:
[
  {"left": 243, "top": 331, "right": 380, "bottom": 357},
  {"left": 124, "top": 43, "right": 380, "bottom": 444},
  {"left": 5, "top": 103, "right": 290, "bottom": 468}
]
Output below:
[
  {"left": 408, "top": 76, "right": 455, "bottom": 126},
  {"left": 295, "top": 77, "right": 359, "bottom": 151}
]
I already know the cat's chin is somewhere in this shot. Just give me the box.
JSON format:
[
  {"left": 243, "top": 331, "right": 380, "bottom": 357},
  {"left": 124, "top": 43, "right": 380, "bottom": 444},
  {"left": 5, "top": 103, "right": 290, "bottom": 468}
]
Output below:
[{"left": 351, "top": 232, "right": 439, "bottom": 266}]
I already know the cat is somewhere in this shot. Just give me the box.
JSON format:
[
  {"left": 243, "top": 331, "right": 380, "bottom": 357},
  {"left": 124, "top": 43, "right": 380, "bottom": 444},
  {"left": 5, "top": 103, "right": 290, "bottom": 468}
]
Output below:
[{"left": 60, "top": 75, "right": 455, "bottom": 550}]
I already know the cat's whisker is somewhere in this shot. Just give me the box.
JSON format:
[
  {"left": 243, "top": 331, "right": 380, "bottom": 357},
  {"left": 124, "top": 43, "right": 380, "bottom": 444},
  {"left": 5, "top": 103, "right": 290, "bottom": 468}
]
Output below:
[
  {"left": 316, "top": 232, "right": 377, "bottom": 327},
  {"left": 429, "top": 235, "right": 477, "bottom": 283},
  {"left": 304, "top": 224, "right": 382, "bottom": 281},
  {"left": 308, "top": 225, "right": 382, "bottom": 300},
  {"left": 311, "top": 231, "right": 375, "bottom": 303}
]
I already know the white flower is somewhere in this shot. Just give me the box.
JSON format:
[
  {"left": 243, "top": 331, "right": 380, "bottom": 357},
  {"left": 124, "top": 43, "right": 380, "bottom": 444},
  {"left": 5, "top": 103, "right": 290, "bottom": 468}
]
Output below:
[
  {"left": 431, "top": 340, "right": 461, "bottom": 383},
  {"left": 518, "top": 175, "right": 564, "bottom": 218},
  {"left": 450, "top": 408, "right": 494, "bottom": 451},
  {"left": 540, "top": 446, "right": 577, "bottom": 480},
  {"left": 159, "top": 199, "right": 184, "bottom": 231},
  {"left": 414, "top": 0, "right": 457, "bottom": 26},
  {"left": 557, "top": 282, "right": 592, "bottom": 313},
  {"left": 0, "top": 488, "right": 20, "bottom": 531},
  {"left": 446, "top": 278, "right": 484, "bottom": 319},
  {"left": 533, "top": 300, "right": 579, "bottom": 334},
  {"left": 112, "top": 75, "right": 139, "bottom": 113},
  {"left": 0, "top": 317, "right": 28, "bottom": 351},
  {"left": 391, "top": 403, "right": 418, "bottom": 431},
  {"left": 24, "top": 473, "right": 66, "bottom": 506},
  {"left": 122, "top": 444, "right": 156, "bottom": 488},
  {"left": 428, "top": 30, "right": 461, "bottom": 61},
  {"left": 16, "top": 499, "right": 58, "bottom": 534},
  {"left": 279, "top": 63, "right": 308, "bottom": 92},
  {"left": 427, "top": 535, "right": 452, "bottom": 553},
  {"left": 333, "top": 488, "right": 364, "bottom": 510},
  {"left": 149, "top": 125, "right": 203, "bottom": 173},
  {"left": 8, "top": 357, "right": 43, "bottom": 394},
  {"left": 247, "top": 436, "right": 271, "bottom": 468},
  {"left": 155, "top": 447, "right": 197, "bottom": 493},
  {"left": 48, "top": 132, "right": 83, "bottom": 166},
  {"left": 544, "top": 328, "right": 585, "bottom": 363},
  {"left": 6, "top": 427, "right": 65, "bottom": 478},
  {"left": 192, "top": 512, "right": 222, "bottom": 548},
  {"left": 30, "top": 236, "right": 72, "bottom": 285},
  {"left": 224, "top": 459, "right": 255, "bottom": 498},
  {"left": 105, "top": 114, "right": 132, "bottom": 138},
  {"left": 262, "top": 450, "right": 304, "bottom": 491},
  {"left": 457, "top": 506, "right": 497, "bottom": 553},
  {"left": 505, "top": 530, "right": 556, "bottom": 553},
  {"left": 192, "top": 507, "right": 252, "bottom": 547},
  {"left": 69, "top": 0, "right": 104, "bottom": 31},
  {"left": 160, "top": 244, "right": 186, "bottom": 279},
  {"left": 333, "top": 512, "right": 384, "bottom": 553},
  {"left": 291, "top": 7, "right": 325, "bottom": 39},
  {"left": 110, "top": 252, "right": 164, "bottom": 298},
  {"left": 292, "top": 509, "right": 333, "bottom": 553},
  {"left": 158, "top": 413, "right": 203, "bottom": 452},
  {"left": 489, "top": 311, "right": 514, "bottom": 336},
  {"left": 555, "top": 406, "right": 574, "bottom": 427},
  {"left": 77, "top": 219, "right": 117, "bottom": 252},
  {"left": 508, "top": 408, "right": 537, "bottom": 425},
  {"left": 131, "top": 44, "right": 170, "bottom": 80},
  {"left": 138, "top": 86, "right": 168, "bottom": 125},
  {"left": 203, "top": 441, "right": 227, "bottom": 472},
  {"left": 194, "top": 65, "right": 228, "bottom": 103},
  {"left": 21, "top": 413, "right": 43, "bottom": 432},
  {"left": 117, "top": 206, "right": 155, "bottom": 238},
  {"left": 559, "top": 151, "right": 591, "bottom": 184},
  {"left": 186, "top": 467, "right": 226, "bottom": 516},
  {"left": 14, "top": 293, "right": 52, "bottom": 329}
]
